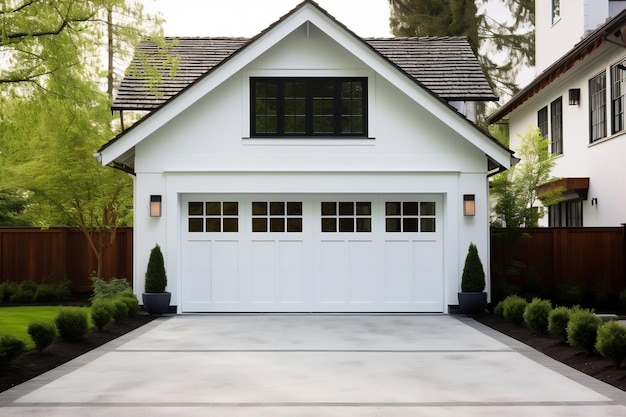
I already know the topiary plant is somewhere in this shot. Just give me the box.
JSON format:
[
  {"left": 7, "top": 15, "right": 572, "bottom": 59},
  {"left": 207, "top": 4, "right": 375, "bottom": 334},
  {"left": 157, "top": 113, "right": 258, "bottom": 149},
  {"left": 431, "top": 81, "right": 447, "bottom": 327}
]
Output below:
[
  {"left": 461, "top": 243, "right": 485, "bottom": 292},
  {"left": 0, "top": 335, "right": 25, "bottom": 368},
  {"left": 502, "top": 294, "right": 528, "bottom": 325},
  {"left": 567, "top": 308, "right": 601, "bottom": 355},
  {"left": 145, "top": 244, "right": 167, "bottom": 293},
  {"left": 548, "top": 306, "right": 572, "bottom": 340},
  {"left": 55, "top": 308, "right": 89, "bottom": 342}
]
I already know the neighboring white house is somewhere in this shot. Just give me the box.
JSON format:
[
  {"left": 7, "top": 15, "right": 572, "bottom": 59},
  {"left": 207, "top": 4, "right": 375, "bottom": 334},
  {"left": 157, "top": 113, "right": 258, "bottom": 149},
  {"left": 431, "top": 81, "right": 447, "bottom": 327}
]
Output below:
[
  {"left": 489, "top": 0, "right": 626, "bottom": 227},
  {"left": 96, "top": 0, "right": 513, "bottom": 313}
]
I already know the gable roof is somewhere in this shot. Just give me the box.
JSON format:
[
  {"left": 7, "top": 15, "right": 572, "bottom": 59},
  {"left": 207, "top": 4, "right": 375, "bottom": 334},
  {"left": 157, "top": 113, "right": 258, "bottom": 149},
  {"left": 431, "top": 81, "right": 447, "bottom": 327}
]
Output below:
[
  {"left": 97, "top": 0, "right": 513, "bottom": 173},
  {"left": 113, "top": 36, "right": 496, "bottom": 112},
  {"left": 488, "top": 8, "right": 626, "bottom": 124}
]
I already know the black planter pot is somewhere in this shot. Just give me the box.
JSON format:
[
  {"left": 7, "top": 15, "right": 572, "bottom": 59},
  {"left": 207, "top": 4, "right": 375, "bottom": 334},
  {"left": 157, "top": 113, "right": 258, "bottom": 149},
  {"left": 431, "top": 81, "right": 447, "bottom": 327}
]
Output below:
[
  {"left": 142, "top": 292, "right": 171, "bottom": 315},
  {"left": 457, "top": 292, "right": 488, "bottom": 315}
]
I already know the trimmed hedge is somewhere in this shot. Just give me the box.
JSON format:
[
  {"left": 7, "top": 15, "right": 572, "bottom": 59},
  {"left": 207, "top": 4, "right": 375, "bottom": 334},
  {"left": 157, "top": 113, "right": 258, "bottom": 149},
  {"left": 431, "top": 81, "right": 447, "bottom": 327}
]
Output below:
[
  {"left": 595, "top": 320, "right": 626, "bottom": 367},
  {"left": 27, "top": 321, "right": 57, "bottom": 352},
  {"left": 567, "top": 308, "right": 601, "bottom": 355},
  {"left": 55, "top": 308, "right": 89, "bottom": 342},
  {"left": 91, "top": 300, "right": 114, "bottom": 331},
  {"left": 502, "top": 295, "right": 528, "bottom": 325},
  {"left": 548, "top": 306, "right": 572, "bottom": 340},
  {"left": 0, "top": 334, "right": 25, "bottom": 368},
  {"left": 523, "top": 298, "right": 552, "bottom": 334}
]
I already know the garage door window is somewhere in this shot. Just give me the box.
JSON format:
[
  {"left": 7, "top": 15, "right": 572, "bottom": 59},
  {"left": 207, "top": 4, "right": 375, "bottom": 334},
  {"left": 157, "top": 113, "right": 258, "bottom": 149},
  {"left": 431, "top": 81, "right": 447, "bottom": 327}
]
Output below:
[
  {"left": 321, "top": 201, "right": 371, "bottom": 232},
  {"left": 385, "top": 201, "right": 436, "bottom": 232},
  {"left": 188, "top": 201, "right": 238, "bottom": 233},
  {"left": 252, "top": 202, "right": 303, "bottom": 232}
]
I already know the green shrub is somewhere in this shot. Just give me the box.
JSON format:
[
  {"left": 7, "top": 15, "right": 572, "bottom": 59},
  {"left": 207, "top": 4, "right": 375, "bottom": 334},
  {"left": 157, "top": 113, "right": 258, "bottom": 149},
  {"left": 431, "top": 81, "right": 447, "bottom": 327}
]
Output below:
[
  {"left": 91, "top": 276, "right": 132, "bottom": 300},
  {"left": 502, "top": 295, "right": 528, "bottom": 325},
  {"left": 555, "top": 281, "right": 587, "bottom": 307},
  {"left": 523, "top": 298, "right": 552, "bottom": 334},
  {"left": 567, "top": 308, "right": 601, "bottom": 354},
  {"left": 55, "top": 308, "right": 89, "bottom": 342},
  {"left": 595, "top": 320, "right": 626, "bottom": 367},
  {"left": 145, "top": 244, "right": 167, "bottom": 293},
  {"left": 112, "top": 299, "right": 129, "bottom": 322},
  {"left": 0, "top": 334, "right": 25, "bottom": 368},
  {"left": 90, "top": 300, "right": 114, "bottom": 331},
  {"left": 460, "top": 243, "right": 485, "bottom": 292},
  {"left": 120, "top": 293, "right": 140, "bottom": 317},
  {"left": 27, "top": 321, "right": 57, "bottom": 352},
  {"left": 494, "top": 300, "right": 505, "bottom": 317},
  {"left": 9, "top": 281, "right": 37, "bottom": 303},
  {"left": 548, "top": 306, "right": 572, "bottom": 340},
  {"left": 0, "top": 282, "right": 18, "bottom": 303}
]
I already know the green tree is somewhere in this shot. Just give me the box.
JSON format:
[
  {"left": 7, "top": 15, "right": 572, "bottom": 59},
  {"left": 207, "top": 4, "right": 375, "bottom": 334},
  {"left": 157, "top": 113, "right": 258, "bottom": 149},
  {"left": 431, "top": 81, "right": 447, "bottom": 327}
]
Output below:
[
  {"left": 491, "top": 127, "right": 560, "bottom": 229},
  {"left": 389, "top": 0, "right": 534, "bottom": 106},
  {"left": 0, "top": 1, "right": 165, "bottom": 277}
]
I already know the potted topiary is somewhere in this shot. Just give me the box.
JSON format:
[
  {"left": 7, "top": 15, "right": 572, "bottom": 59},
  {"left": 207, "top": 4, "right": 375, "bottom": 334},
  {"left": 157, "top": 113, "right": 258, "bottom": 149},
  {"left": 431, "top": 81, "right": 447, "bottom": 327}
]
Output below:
[
  {"left": 142, "top": 244, "right": 171, "bottom": 315},
  {"left": 457, "top": 242, "right": 487, "bottom": 315}
]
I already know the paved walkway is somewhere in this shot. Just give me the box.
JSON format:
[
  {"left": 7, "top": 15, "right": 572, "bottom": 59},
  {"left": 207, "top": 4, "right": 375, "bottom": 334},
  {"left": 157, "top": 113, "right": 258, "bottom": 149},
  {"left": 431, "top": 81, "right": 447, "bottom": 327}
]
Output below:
[{"left": 0, "top": 315, "right": 625, "bottom": 416}]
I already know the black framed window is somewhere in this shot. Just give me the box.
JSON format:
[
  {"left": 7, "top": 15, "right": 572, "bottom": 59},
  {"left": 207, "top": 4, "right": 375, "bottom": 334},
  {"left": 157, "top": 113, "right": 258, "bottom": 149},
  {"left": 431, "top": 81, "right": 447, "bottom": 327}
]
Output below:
[
  {"left": 550, "top": 97, "right": 563, "bottom": 155},
  {"left": 537, "top": 106, "right": 548, "bottom": 138},
  {"left": 251, "top": 77, "right": 367, "bottom": 137},
  {"left": 549, "top": 200, "right": 582, "bottom": 227},
  {"left": 611, "top": 61, "right": 626, "bottom": 134},
  {"left": 552, "top": 0, "right": 560, "bottom": 24},
  {"left": 589, "top": 72, "right": 607, "bottom": 143}
]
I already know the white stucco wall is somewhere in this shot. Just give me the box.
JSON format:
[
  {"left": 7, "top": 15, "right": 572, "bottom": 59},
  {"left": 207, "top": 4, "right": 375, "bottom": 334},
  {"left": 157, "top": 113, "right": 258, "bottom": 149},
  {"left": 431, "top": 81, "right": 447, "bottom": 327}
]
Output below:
[
  {"left": 130, "top": 22, "right": 497, "bottom": 310},
  {"left": 508, "top": 44, "right": 626, "bottom": 227}
]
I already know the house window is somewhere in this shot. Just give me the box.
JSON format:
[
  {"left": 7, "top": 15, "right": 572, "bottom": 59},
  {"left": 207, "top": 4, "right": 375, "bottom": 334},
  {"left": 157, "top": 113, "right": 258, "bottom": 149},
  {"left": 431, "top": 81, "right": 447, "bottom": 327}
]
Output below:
[
  {"left": 188, "top": 202, "right": 238, "bottom": 232},
  {"left": 537, "top": 106, "right": 548, "bottom": 138},
  {"left": 552, "top": 0, "right": 560, "bottom": 24},
  {"left": 385, "top": 202, "right": 436, "bottom": 232},
  {"left": 251, "top": 77, "right": 367, "bottom": 137},
  {"left": 321, "top": 201, "right": 371, "bottom": 232},
  {"left": 611, "top": 61, "right": 626, "bottom": 134},
  {"left": 550, "top": 97, "right": 563, "bottom": 154},
  {"left": 549, "top": 200, "right": 582, "bottom": 227},
  {"left": 252, "top": 202, "right": 303, "bottom": 232},
  {"left": 589, "top": 72, "right": 607, "bottom": 143}
]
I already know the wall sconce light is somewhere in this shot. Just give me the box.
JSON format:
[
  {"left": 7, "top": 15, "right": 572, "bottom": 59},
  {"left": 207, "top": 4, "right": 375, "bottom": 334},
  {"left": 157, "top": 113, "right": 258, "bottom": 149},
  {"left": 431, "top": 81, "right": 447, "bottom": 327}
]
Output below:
[
  {"left": 150, "top": 195, "right": 162, "bottom": 217},
  {"left": 569, "top": 88, "right": 581, "bottom": 105},
  {"left": 463, "top": 194, "right": 475, "bottom": 217},
  {"left": 591, "top": 197, "right": 598, "bottom": 206}
]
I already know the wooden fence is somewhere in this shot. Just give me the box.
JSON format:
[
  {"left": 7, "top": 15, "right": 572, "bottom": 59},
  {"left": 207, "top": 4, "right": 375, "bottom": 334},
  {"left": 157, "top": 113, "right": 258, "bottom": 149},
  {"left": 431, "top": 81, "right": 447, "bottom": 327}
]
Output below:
[
  {"left": 2, "top": 226, "right": 625, "bottom": 296},
  {"left": 0, "top": 228, "right": 133, "bottom": 292},
  {"left": 490, "top": 226, "right": 626, "bottom": 298}
]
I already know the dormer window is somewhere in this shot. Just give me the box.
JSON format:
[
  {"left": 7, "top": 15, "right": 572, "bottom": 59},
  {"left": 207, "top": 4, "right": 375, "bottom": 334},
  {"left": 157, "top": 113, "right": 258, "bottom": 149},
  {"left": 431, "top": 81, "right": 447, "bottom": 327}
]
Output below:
[{"left": 251, "top": 77, "right": 367, "bottom": 137}]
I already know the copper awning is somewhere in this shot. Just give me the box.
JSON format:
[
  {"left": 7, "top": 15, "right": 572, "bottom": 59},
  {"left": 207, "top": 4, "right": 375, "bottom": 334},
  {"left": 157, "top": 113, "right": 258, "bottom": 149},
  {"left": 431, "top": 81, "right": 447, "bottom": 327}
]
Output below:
[{"left": 537, "top": 177, "right": 590, "bottom": 200}]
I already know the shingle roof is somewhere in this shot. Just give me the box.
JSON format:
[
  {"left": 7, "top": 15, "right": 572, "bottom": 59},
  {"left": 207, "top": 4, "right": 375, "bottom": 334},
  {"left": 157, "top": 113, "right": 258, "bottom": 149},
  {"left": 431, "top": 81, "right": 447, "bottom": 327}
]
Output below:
[{"left": 112, "top": 36, "right": 496, "bottom": 111}]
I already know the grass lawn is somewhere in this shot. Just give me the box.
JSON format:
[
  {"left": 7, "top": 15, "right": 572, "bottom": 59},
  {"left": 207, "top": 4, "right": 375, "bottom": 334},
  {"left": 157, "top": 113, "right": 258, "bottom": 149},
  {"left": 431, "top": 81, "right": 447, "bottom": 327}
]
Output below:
[{"left": 0, "top": 306, "right": 93, "bottom": 350}]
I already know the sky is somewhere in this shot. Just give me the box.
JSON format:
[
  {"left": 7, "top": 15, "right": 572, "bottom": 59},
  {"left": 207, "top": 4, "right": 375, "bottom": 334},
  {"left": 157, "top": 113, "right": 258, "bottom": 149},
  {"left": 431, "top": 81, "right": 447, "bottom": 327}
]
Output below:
[{"left": 140, "top": 0, "right": 511, "bottom": 38}]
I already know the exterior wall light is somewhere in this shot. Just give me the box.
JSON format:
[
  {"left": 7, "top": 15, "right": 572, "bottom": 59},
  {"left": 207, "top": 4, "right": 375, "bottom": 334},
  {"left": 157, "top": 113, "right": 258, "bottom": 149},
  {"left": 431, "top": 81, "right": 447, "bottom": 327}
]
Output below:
[
  {"left": 463, "top": 194, "right": 475, "bottom": 217},
  {"left": 150, "top": 195, "right": 162, "bottom": 217},
  {"left": 569, "top": 88, "right": 581, "bottom": 105}
]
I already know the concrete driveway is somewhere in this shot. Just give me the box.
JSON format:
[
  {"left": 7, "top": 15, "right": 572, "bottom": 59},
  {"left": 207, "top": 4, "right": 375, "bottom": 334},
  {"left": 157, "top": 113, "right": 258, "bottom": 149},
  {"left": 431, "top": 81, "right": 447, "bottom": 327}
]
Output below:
[{"left": 1, "top": 315, "right": 625, "bottom": 416}]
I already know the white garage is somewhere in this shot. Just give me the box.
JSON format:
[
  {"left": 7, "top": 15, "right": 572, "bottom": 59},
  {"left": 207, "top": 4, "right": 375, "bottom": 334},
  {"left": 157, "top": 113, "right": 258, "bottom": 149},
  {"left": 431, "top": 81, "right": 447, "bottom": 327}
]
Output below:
[
  {"left": 96, "top": 2, "right": 515, "bottom": 314},
  {"left": 181, "top": 194, "right": 443, "bottom": 312}
]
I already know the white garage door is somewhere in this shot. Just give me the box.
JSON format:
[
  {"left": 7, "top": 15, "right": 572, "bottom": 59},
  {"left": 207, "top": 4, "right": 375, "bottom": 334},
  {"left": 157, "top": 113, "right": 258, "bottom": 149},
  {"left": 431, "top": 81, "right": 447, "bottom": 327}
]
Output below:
[{"left": 181, "top": 194, "right": 443, "bottom": 312}]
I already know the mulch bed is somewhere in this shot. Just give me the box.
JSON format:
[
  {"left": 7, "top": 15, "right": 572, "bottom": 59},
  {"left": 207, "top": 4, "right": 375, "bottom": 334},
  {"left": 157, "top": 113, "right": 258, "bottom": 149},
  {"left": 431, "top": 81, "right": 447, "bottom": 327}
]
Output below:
[
  {"left": 475, "top": 314, "right": 626, "bottom": 391},
  {"left": 0, "top": 314, "right": 155, "bottom": 393}
]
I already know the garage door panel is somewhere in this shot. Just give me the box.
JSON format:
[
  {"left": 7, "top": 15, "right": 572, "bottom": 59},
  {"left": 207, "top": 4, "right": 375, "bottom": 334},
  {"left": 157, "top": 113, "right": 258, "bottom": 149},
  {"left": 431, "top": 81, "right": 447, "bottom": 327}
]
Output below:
[
  {"left": 318, "top": 240, "right": 346, "bottom": 304},
  {"left": 383, "top": 241, "right": 414, "bottom": 303},
  {"left": 277, "top": 240, "right": 307, "bottom": 304},
  {"left": 182, "top": 241, "right": 212, "bottom": 304},
  {"left": 250, "top": 240, "right": 276, "bottom": 304},
  {"left": 212, "top": 240, "right": 241, "bottom": 304},
  {"left": 412, "top": 240, "right": 443, "bottom": 306},
  {"left": 347, "top": 241, "right": 376, "bottom": 304}
]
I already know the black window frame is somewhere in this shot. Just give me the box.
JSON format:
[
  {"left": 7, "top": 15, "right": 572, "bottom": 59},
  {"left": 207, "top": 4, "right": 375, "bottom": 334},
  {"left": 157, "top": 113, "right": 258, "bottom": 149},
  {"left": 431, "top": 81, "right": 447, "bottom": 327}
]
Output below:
[
  {"left": 549, "top": 200, "right": 582, "bottom": 227},
  {"left": 589, "top": 71, "right": 607, "bottom": 143},
  {"left": 550, "top": 97, "right": 563, "bottom": 155},
  {"left": 251, "top": 77, "right": 368, "bottom": 138},
  {"left": 537, "top": 106, "right": 548, "bottom": 139},
  {"left": 611, "top": 60, "right": 626, "bottom": 135}
]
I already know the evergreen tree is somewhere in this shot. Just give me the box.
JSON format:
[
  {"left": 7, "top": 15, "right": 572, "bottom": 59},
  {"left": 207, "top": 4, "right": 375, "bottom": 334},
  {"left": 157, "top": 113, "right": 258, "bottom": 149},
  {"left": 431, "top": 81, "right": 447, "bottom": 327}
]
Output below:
[{"left": 389, "top": 0, "right": 534, "bottom": 115}]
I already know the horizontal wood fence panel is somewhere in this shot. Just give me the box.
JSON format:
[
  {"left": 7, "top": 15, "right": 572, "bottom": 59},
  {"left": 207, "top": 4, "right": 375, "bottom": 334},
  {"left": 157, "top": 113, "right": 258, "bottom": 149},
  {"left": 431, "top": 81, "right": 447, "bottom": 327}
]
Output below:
[
  {"left": 0, "top": 228, "right": 133, "bottom": 292},
  {"left": 491, "top": 227, "right": 626, "bottom": 295}
]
